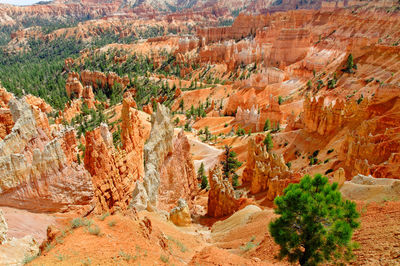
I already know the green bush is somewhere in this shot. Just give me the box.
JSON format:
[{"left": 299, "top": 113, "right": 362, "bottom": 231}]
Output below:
[{"left": 269, "top": 174, "right": 360, "bottom": 266}]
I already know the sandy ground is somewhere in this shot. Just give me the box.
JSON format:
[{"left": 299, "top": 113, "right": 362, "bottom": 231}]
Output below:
[{"left": 24, "top": 200, "right": 400, "bottom": 265}]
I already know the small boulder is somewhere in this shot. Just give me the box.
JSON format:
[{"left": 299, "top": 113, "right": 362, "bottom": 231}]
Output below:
[{"left": 170, "top": 199, "right": 191, "bottom": 226}]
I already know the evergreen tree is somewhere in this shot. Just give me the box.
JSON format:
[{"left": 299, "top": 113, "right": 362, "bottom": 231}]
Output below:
[
  {"left": 221, "top": 145, "right": 242, "bottom": 187},
  {"left": 263, "top": 119, "right": 271, "bottom": 131},
  {"left": 346, "top": 53, "right": 354, "bottom": 71},
  {"left": 263, "top": 133, "right": 273, "bottom": 152},
  {"left": 269, "top": 174, "right": 360, "bottom": 266},
  {"left": 179, "top": 99, "right": 184, "bottom": 112},
  {"left": 278, "top": 96, "right": 283, "bottom": 105},
  {"left": 307, "top": 80, "right": 312, "bottom": 90},
  {"left": 204, "top": 126, "right": 211, "bottom": 141},
  {"left": 198, "top": 162, "right": 208, "bottom": 190}
]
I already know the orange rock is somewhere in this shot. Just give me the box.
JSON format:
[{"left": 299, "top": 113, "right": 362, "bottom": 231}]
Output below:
[
  {"left": 207, "top": 165, "right": 240, "bottom": 218},
  {"left": 143, "top": 103, "right": 153, "bottom": 115},
  {"left": 243, "top": 135, "right": 299, "bottom": 200},
  {"left": 65, "top": 72, "right": 83, "bottom": 98},
  {"left": 0, "top": 87, "right": 13, "bottom": 108},
  {"left": 84, "top": 126, "right": 125, "bottom": 213},
  {"left": 0, "top": 109, "right": 14, "bottom": 140},
  {"left": 0, "top": 98, "right": 93, "bottom": 213},
  {"left": 84, "top": 94, "right": 145, "bottom": 213},
  {"left": 159, "top": 130, "right": 197, "bottom": 209},
  {"left": 121, "top": 94, "right": 145, "bottom": 180}
]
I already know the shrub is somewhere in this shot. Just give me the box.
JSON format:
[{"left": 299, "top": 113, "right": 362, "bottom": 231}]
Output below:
[
  {"left": 23, "top": 254, "right": 39, "bottom": 264},
  {"left": 240, "top": 236, "right": 258, "bottom": 252},
  {"left": 160, "top": 254, "right": 169, "bottom": 263},
  {"left": 269, "top": 174, "right": 360, "bottom": 266},
  {"left": 108, "top": 220, "right": 116, "bottom": 227},
  {"left": 236, "top": 127, "right": 245, "bottom": 136},
  {"left": 71, "top": 218, "right": 84, "bottom": 229},
  {"left": 98, "top": 212, "right": 110, "bottom": 221},
  {"left": 88, "top": 225, "right": 101, "bottom": 236}
]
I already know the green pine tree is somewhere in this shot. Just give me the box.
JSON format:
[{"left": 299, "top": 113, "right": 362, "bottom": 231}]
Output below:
[
  {"left": 346, "top": 53, "right": 354, "bottom": 71},
  {"left": 221, "top": 145, "right": 242, "bottom": 187},
  {"left": 263, "top": 119, "right": 271, "bottom": 131},
  {"left": 269, "top": 174, "right": 360, "bottom": 266},
  {"left": 263, "top": 133, "right": 273, "bottom": 152},
  {"left": 204, "top": 126, "right": 211, "bottom": 141},
  {"left": 198, "top": 162, "right": 208, "bottom": 190}
]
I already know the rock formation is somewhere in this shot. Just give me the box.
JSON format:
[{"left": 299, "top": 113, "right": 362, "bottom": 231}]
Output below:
[
  {"left": 302, "top": 96, "right": 345, "bottom": 136},
  {"left": 159, "top": 130, "right": 197, "bottom": 209},
  {"left": 0, "top": 209, "right": 7, "bottom": 244},
  {"left": 207, "top": 165, "right": 240, "bottom": 218},
  {"left": 80, "top": 70, "right": 130, "bottom": 90},
  {"left": 340, "top": 88, "right": 400, "bottom": 178},
  {"left": 84, "top": 95, "right": 145, "bottom": 213},
  {"left": 242, "top": 135, "right": 298, "bottom": 200},
  {"left": 0, "top": 97, "right": 93, "bottom": 212},
  {"left": 169, "top": 199, "right": 191, "bottom": 226},
  {"left": 340, "top": 174, "right": 400, "bottom": 202},
  {"left": 131, "top": 103, "right": 174, "bottom": 211},
  {"left": 333, "top": 167, "right": 345, "bottom": 188}
]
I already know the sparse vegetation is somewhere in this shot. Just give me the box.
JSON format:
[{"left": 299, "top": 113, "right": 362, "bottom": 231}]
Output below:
[
  {"left": 108, "top": 220, "right": 117, "bottom": 227},
  {"left": 23, "top": 253, "right": 40, "bottom": 264},
  {"left": 167, "top": 235, "right": 188, "bottom": 253},
  {"left": 119, "top": 250, "right": 136, "bottom": 262},
  {"left": 160, "top": 254, "right": 169, "bottom": 263},
  {"left": 98, "top": 212, "right": 110, "bottom": 221},
  {"left": 240, "top": 236, "right": 259, "bottom": 252},
  {"left": 88, "top": 225, "right": 101, "bottom": 236}
]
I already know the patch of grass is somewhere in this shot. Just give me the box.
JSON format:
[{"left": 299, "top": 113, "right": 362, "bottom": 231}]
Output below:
[
  {"left": 45, "top": 243, "right": 55, "bottom": 253},
  {"left": 88, "top": 225, "right": 101, "bottom": 236},
  {"left": 81, "top": 257, "right": 92, "bottom": 265},
  {"left": 167, "top": 235, "right": 188, "bottom": 252},
  {"left": 55, "top": 236, "right": 64, "bottom": 244},
  {"left": 108, "top": 219, "right": 116, "bottom": 227},
  {"left": 119, "top": 250, "right": 136, "bottom": 262},
  {"left": 160, "top": 254, "right": 169, "bottom": 263},
  {"left": 98, "top": 212, "right": 110, "bottom": 221},
  {"left": 55, "top": 253, "right": 68, "bottom": 261},
  {"left": 240, "top": 236, "right": 259, "bottom": 252},
  {"left": 71, "top": 218, "right": 94, "bottom": 229},
  {"left": 71, "top": 218, "right": 84, "bottom": 229},
  {"left": 23, "top": 253, "right": 39, "bottom": 264},
  {"left": 85, "top": 219, "right": 94, "bottom": 227}
]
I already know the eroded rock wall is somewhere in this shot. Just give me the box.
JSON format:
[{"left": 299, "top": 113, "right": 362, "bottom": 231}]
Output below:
[
  {"left": 131, "top": 103, "right": 174, "bottom": 211},
  {"left": 159, "top": 130, "right": 197, "bottom": 209},
  {"left": 0, "top": 97, "right": 93, "bottom": 212},
  {"left": 85, "top": 95, "right": 145, "bottom": 213},
  {"left": 207, "top": 165, "right": 240, "bottom": 218},
  {"left": 242, "top": 134, "right": 298, "bottom": 200}
]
